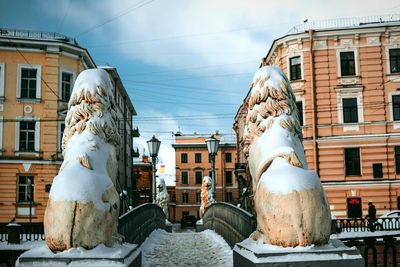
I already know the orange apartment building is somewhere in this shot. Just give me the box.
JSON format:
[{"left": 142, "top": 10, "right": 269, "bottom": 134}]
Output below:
[
  {"left": 234, "top": 16, "right": 400, "bottom": 218},
  {"left": 0, "top": 28, "right": 136, "bottom": 223},
  {"left": 173, "top": 132, "right": 238, "bottom": 221}
]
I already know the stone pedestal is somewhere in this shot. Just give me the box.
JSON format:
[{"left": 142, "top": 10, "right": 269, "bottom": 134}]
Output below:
[
  {"left": 196, "top": 220, "right": 204, "bottom": 232},
  {"left": 233, "top": 238, "right": 364, "bottom": 267},
  {"left": 16, "top": 243, "right": 141, "bottom": 267}
]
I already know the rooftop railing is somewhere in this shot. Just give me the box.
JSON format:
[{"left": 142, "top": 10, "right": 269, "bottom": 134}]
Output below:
[
  {"left": 0, "top": 28, "right": 78, "bottom": 46},
  {"left": 287, "top": 14, "right": 400, "bottom": 34}
]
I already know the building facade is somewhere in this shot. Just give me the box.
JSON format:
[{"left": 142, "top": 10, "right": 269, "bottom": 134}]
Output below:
[
  {"left": 234, "top": 16, "right": 400, "bottom": 218},
  {"left": 173, "top": 132, "right": 238, "bottom": 221},
  {"left": 0, "top": 29, "right": 136, "bottom": 223}
]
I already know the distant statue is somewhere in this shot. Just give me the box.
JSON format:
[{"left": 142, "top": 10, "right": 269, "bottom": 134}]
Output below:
[
  {"left": 200, "top": 176, "right": 215, "bottom": 218},
  {"left": 155, "top": 177, "right": 169, "bottom": 220},
  {"left": 243, "top": 66, "right": 331, "bottom": 247},
  {"left": 44, "top": 69, "right": 121, "bottom": 251}
]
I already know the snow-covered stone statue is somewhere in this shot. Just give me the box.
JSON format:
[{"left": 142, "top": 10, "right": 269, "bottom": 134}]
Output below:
[
  {"left": 44, "top": 69, "right": 120, "bottom": 251},
  {"left": 155, "top": 177, "right": 169, "bottom": 220},
  {"left": 199, "top": 176, "right": 215, "bottom": 218},
  {"left": 243, "top": 66, "right": 331, "bottom": 247}
]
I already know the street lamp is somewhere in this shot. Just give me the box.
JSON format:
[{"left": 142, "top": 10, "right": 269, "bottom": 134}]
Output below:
[
  {"left": 147, "top": 135, "right": 161, "bottom": 203},
  {"left": 205, "top": 137, "right": 219, "bottom": 199}
]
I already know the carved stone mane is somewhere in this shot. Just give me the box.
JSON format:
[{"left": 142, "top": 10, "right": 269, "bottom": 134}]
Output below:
[
  {"left": 244, "top": 66, "right": 331, "bottom": 247},
  {"left": 200, "top": 176, "right": 214, "bottom": 218},
  {"left": 44, "top": 69, "right": 120, "bottom": 251}
]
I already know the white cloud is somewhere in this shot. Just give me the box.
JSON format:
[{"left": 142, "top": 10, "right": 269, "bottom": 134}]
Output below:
[{"left": 43, "top": 0, "right": 400, "bottom": 75}]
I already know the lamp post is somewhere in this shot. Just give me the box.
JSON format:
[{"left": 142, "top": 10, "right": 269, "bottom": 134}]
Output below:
[
  {"left": 147, "top": 135, "right": 161, "bottom": 203},
  {"left": 205, "top": 137, "right": 219, "bottom": 199}
]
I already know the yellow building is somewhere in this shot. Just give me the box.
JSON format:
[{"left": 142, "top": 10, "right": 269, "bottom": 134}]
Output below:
[
  {"left": 172, "top": 132, "right": 238, "bottom": 221},
  {"left": 0, "top": 29, "right": 136, "bottom": 223},
  {"left": 233, "top": 16, "right": 400, "bottom": 218}
]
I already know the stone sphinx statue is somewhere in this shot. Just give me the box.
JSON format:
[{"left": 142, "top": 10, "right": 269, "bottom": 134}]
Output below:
[
  {"left": 199, "top": 176, "right": 215, "bottom": 218},
  {"left": 155, "top": 177, "right": 169, "bottom": 220},
  {"left": 243, "top": 66, "right": 331, "bottom": 247},
  {"left": 44, "top": 69, "right": 120, "bottom": 251}
]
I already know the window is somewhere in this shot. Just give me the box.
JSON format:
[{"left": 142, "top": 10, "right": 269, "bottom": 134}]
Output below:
[
  {"left": 225, "top": 171, "right": 232, "bottom": 185},
  {"left": 18, "top": 175, "right": 34, "bottom": 203},
  {"left": 225, "top": 192, "right": 233, "bottom": 203},
  {"left": 296, "top": 101, "right": 304, "bottom": 126},
  {"left": 17, "top": 65, "right": 41, "bottom": 100},
  {"left": 196, "top": 192, "right": 201, "bottom": 203},
  {"left": 395, "top": 146, "right": 400, "bottom": 174},
  {"left": 0, "top": 63, "right": 4, "bottom": 99},
  {"left": 61, "top": 72, "right": 73, "bottom": 102},
  {"left": 393, "top": 95, "right": 400, "bottom": 121},
  {"left": 195, "top": 171, "right": 202, "bottom": 184},
  {"left": 181, "top": 171, "right": 188, "bottom": 184},
  {"left": 342, "top": 98, "right": 358, "bottom": 123},
  {"left": 182, "top": 193, "right": 188, "bottom": 204},
  {"left": 181, "top": 153, "right": 188, "bottom": 163},
  {"left": 58, "top": 122, "right": 65, "bottom": 152},
  {"left": 21, "top": 69, "right": 37, "bottom": 98},
  {"left": 208, "top": 170, "right": 212, "bottom": 177},
  {"left": 0, "top": 116, "right": 3, "bottom": 153},
  {"left": 345, "top": 148, "right": 361, "bottom": 176},
  {"left": 289, "top": 56, "right": 301, "bottom": 80},
  {"left": 19, "top": 121, "right": 36, "bottom": 151},
  {"left": 225, "top": 153, "right": 232, "bottom": 163},
  {"left": 195, "top": 153, "right": 202, "bottom": 163},
  {"left": 340, "top": 51, "right": 355, "bottom": 76},
  {"left": 389, "top": 48, "right": 400, "bottom": 73},
  {"left": 372, "top": 163, "right": 383, "bottom": 178}
]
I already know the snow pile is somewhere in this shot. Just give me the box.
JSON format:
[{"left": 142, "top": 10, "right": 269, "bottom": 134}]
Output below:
[
  {"left": 141, "top": 229, "right": 232, "bottom": 266},
  {"left": 49, "top": 68, "right": 119, "bottom": 210}
]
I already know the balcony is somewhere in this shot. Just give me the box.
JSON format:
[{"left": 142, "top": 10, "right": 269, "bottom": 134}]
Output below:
[{"left": 132, "top": 127, "right": 140, "bottom": 138}]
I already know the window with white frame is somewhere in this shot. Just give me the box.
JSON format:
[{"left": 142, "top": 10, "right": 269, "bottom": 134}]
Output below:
[
  {"left": 17, "top": 64, "right": 41, "bottom": 100},
  {"left": 389, "top": 48, "right": 400, "bottom": 74},
  {"left": 0, "top": 63, "right": 5, "bottom": 100},
  {"left": 336, "top": 87, "right": 363, "bottom": 125},
  {"left": 393, "top": 95, "right": 400, "bottom": 121},
  {"left": 18, "top": 175, "right": 34, "bottom": 203},
  {"left": 289, "top": 56, "right": 302, "bottom": 80},
  {"left": 16, "top": 117, "right": 40, "bottom": 153},
  {"left": 60, "top": 71, "right": 73, "bottom": 102},
  {"left": 0, "top": 116, "right": 3, "bottom": 153}
]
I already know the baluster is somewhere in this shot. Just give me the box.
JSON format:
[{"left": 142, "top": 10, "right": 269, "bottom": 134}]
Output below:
[
  {"left": 364, "top": 237, "right": 377, "bottom": 267},
  {"left": 383, "top": 237, "right": 396, "bottom": 267}
]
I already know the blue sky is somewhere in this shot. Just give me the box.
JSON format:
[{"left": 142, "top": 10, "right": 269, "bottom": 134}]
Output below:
[{"left": 1, "top": 0, "right": 399, "bottom": 182}]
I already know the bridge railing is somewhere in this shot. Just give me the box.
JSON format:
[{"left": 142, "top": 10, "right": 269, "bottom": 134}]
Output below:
[
  {"left": 118, "top": 203, "right": 166, "bottom": 245},
  {"left": 202, "top": 202, "right": 256, "bottom": 248},
  {"left": 333, "top": 217, "right": 400, "bottom": 232}
]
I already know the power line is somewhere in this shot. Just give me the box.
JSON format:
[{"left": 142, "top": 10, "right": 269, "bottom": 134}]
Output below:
[{"left": 74, "top": 0, "right": 156, "bottom": 38}]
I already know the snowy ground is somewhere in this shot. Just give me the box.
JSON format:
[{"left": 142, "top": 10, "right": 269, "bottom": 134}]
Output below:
[{"left": 140, "top": 226, "right": 233, "bottom": 267}]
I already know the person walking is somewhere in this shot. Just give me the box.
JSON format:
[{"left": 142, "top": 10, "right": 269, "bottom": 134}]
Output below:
[{"left": 367, "top": 202, "right": 377, "bottom": 232}]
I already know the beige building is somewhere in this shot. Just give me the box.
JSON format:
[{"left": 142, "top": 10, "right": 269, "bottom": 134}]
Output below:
[
  {"left": 173, "top": 132, "right": 238, "bottom": 221},
  {"left": 0, "top": 29, "right": 136, "bottom": 223},
  {"left": 234, "top": 16, "right": 400, "bottom": 218}
]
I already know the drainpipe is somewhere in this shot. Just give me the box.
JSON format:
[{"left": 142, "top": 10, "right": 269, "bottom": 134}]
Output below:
[{"left": 308, "top": 30, "right": 319, "bottom": 175}]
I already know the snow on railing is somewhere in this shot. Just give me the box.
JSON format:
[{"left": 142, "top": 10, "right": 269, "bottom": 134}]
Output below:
[
  {"left": 287, "top": 14, "right": 400, "bottom": 34},
  {"left": 0, "top": 28, "right": 78, "bottom": 45}
]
